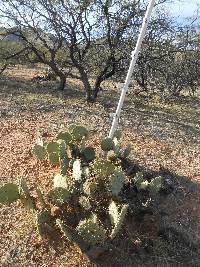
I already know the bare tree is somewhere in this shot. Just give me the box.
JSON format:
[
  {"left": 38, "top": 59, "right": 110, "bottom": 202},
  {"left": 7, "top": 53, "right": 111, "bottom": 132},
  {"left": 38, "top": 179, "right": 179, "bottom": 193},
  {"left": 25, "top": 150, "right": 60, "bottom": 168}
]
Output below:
[{"left": 0, "top": 0, "right": 154, "bottom": 100}]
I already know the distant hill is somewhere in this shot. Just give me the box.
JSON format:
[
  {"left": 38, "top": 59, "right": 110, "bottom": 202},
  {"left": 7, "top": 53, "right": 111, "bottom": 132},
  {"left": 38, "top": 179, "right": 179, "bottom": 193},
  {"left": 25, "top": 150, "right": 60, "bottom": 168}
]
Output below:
[{"left": 0, "top": 27, "right": 21, "bottom": 42}]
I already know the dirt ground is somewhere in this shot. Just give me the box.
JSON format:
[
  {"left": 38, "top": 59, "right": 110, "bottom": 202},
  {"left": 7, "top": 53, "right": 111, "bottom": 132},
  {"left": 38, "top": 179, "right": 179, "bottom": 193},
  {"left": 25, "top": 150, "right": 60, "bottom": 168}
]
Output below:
[{"left": 0, "top": 66, "right": 200, "bottom": 266}]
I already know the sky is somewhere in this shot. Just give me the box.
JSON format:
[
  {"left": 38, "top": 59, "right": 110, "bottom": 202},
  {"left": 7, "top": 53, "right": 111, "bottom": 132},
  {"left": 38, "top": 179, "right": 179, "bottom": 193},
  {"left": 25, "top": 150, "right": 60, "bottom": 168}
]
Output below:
[
  {"left": 0, "top": 0, "right": 199, "bottom": 28},
  {"left": 166, "top": 0, "right": 199, "bottom": 19}
]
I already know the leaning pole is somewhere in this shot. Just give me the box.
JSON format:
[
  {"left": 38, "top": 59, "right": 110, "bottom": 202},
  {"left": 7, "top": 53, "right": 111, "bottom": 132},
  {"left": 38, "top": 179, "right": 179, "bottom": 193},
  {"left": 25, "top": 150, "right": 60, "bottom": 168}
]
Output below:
[{"left": 109, "top": 0, "right": 156, "bottom": 138}]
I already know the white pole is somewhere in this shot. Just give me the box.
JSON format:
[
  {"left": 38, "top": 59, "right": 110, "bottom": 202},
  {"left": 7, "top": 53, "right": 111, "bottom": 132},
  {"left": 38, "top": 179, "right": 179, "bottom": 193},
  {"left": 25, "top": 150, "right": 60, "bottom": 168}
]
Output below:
[{"left": 109, "top": 0, "right": 156, "bottom": 138}]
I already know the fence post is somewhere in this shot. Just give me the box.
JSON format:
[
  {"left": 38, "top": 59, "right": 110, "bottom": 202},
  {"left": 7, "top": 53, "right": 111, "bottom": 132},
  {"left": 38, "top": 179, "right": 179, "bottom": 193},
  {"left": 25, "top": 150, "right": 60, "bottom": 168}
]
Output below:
[{"left": 109, "top": 0, "right": 156, "bottom": 138}]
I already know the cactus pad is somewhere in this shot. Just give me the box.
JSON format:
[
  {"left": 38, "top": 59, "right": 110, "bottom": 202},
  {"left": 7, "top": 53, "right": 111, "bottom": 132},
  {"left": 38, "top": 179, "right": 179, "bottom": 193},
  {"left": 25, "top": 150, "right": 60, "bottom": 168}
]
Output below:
[
  {"left": 76, "top": 215, "right": 106, "bottom": 245},
  {"left": 149, "top": 176, "right": 163, "bottom": 194},
  {"left": 79, "top": 196, "right": 91, "bottom": 210},
  {"left": 70, "top": 125, "right": 88, "bottom": 141},
  {"left": 53, "top": 174, "right": 69, "bottom": 189},
  {"left": 134, "top": 172, "right": 145, "bottom": 191},
  {"left": 0, "top": 183, "right": 19, "bottom": 205},
  {"left": 72, "top": 159, "right": 82, "bottom": 181},
  {"left": 18, "top": 178, "right": 35, "bottom": 210},
  {"left": 101, "top": 138, "right": 115, "bottom": 151},
  {"left": 36, "top": 209, "right": 52, "bottom": 236},
  {"left": 59, "top": 140, "right": 69, "bottom": 175},
  {"left": 109, "top": 201, "right": 119, "bottom": 225},
  {"left": 110, "top": 169, "right": 125, "bottom": 196},
  {"left": 109, "top": 202, "right": 128, "bottom": 239},
  {"left": 32, "top": 144, "right": 46, "bottom": 160},
  {"left": 48, "top": 152, "right": 60, "bottom": 164},
  {"left": 113, "top": 137, "right": 120, "bottom": 154},
  {"left": 94, "top": 159, "right": 115, "bottom": 177},
  {"left": 57, "top": 131, "right": 72, "bottom": 144},
  {"left": 46, "top": 141, "right": 59, "bottom": 154},
  {"left": 81, "top": 147, "right": 95, "bottom": 161},
  {"left": 48, "top": 187, "right": 71, "bottom": 205}
]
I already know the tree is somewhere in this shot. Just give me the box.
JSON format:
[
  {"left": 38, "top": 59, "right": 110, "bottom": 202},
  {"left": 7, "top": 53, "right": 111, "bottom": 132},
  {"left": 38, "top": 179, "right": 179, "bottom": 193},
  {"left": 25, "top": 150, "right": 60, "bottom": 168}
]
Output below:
[
  {"left": 0, "top": 0, "right": 168, "bottom": 100},
  {"left": 1, "top": 0, "right": 181, "bottom": 101}
]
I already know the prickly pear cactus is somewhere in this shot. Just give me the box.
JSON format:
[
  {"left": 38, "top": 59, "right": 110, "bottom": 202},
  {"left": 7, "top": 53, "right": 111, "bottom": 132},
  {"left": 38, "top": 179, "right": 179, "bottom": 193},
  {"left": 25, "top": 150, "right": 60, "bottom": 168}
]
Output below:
[
  {"left": 46, "top": 141, "right": 59, "bottom": 154},
  {"left": 48, "top": 187, "right": 71, "bottom": 205},
  {"left": 79, "top": 196, "right": 91, "bottom": 210},
  {"left": 32, "top": 144, "right": 46, "bottom": 160},
  {"left": 81, "top": 147, "right": 95, "bottom": 162},
  {"left": 101, "top": 138, "right": 115, "bottom": 152},
  {"left": 70, "top": 125, "right": 88, "bottom": 141},
  {"left": 76, "top": 214, "right": 107, "bottom": 245},
  {"left": 58, "top": 140, "right": 69, "bottom": 175},
  {"left": 149, "top": 176, "right": 163, "bottom": 194},
  {"left": 123, "top": 144, "right": 131, "bottom": 158},
  {"left": 53, "top": 174, "right": 69, "bottom": 189},
  {"left": 36, "top": 209, "right": 53, "bottom": 236},
  {"left": 18, "top": 178, "right": 35, "bottom": 210},
  {"left": 110, "top": 169, "right": 125, "bottom": 196},
  {"left": 83, "top": 179, "right": 97, "bottom": 196},
  {"left": 72, "top": 159, "right": 82, "bottom": 181},
  {"left": 1, "top": 124, "right": 148, "bottom": 247},
  {"left": 93, "top": 159, "right": 115, "bottom": 177},
  {"left": 134, "top": 172, "right": 144, "bottom": 190},
  {"left": 0, "top": 183, "right": 19, "bottom": 205},
  {"left": 109, "top": 201, "right": 128, "bottom": 239},
  {"left": 57, "top": 131, "right": 72, "bottom": 144}
]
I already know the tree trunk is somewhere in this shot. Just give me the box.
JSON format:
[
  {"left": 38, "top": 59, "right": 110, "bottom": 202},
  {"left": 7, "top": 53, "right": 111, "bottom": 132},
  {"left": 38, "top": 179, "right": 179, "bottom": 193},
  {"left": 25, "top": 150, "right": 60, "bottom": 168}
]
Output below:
[
  {"left": 93, "top": 76, "right": 103, "bottom": 100},
  {"left": 58, "top": 75, "right": 66, "bottom": 91},
  {"left": 78, "top": 66, "right": 93, "bottom": 102}
]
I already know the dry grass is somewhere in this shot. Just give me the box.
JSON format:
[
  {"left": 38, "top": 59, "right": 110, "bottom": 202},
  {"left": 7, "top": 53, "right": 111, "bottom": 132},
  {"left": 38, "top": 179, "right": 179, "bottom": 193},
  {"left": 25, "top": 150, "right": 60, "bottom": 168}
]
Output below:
[{"left": 0, "top": 65, "right": 199, "bottom": 266}]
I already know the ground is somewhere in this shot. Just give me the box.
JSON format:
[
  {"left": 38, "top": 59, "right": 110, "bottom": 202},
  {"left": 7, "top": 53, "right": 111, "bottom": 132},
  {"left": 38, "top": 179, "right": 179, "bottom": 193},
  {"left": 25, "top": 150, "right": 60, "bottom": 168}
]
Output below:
[{"left": 0, "top": 65, "right": 199, "bottom": 266}]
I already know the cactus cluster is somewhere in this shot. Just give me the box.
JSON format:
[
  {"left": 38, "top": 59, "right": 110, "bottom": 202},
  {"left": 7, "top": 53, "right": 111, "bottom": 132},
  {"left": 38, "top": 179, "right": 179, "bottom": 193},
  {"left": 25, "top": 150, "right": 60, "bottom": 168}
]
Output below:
[{"left": 0, "top": 124, "right": 164, "bottom": 250}]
